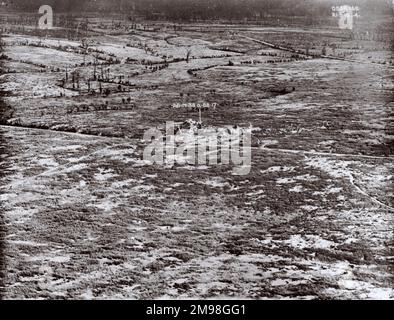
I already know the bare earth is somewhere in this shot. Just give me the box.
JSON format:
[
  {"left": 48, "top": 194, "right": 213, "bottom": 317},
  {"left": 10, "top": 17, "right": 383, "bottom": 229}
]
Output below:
[{"left": 0, "top": 21, "right": 393, "bottom": 299}]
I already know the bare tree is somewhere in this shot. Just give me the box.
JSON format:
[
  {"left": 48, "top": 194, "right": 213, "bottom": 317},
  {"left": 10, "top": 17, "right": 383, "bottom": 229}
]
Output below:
[
  {"left": 93, "top": 55, "right": 98, "bottom": 80},
  {"left": 81, "top": 38, "right": 91, "bottom": 66},
  {"left": 71, "top": 71, "right": 75, "bottom": 89},
  {"left": 186, "top": 49, "right": 192, "bottom": 63}
]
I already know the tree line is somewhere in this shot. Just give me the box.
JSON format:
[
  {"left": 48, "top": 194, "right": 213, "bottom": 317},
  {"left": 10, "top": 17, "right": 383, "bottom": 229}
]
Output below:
[{"left": 5, "top": 0, "right": 393, "bottom": 20}]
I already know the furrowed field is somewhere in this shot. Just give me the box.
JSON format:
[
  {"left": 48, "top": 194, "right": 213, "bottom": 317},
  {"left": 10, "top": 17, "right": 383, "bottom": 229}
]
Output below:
[{"left": 0, "top": 15, "right": 393, "bottom": 299}]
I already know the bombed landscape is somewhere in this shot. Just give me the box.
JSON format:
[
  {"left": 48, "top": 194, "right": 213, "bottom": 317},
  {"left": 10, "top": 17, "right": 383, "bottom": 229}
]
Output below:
[{"left": 0, "top": 0, "right": 393, "bottom": 300}]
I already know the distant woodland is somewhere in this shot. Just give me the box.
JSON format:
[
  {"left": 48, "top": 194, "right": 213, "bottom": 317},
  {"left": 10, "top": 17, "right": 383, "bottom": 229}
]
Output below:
[{"left": 2, "top": 0, "right": 393, "bottom": 20}]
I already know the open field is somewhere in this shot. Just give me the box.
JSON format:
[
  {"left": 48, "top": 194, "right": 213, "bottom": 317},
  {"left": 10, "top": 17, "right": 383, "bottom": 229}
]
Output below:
[{"left": 0, "top": 16, "right": 393, "bottom": 299}]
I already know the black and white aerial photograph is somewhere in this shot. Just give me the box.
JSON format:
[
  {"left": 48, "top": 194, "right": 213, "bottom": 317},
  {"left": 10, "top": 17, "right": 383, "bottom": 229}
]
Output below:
[{"left": 0, "top": 0, "right": 393, "bottom": 302}]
